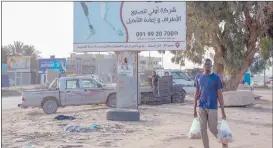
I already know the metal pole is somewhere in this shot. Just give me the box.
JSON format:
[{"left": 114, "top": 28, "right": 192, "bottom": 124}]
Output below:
[
  {"left": 20, "top": 72, "right": 23, "bottom": 90},
  {"left": 161, "top": 52, "right": 163, "bottom": 75},
  {"left": 136, "top": 52, "right": 139, "bottom": 109},
  {"left": 149, "top": 51, "right": 151, "bottom": 70},
  {"left": 264, "top": 39, "right": 272, "bottom": 86},
  {"left": 264, "top": 68, "right": 266, "bottom": 87},
  {"left": 14, "top": 71, "right": 17, "bottom": 90}
]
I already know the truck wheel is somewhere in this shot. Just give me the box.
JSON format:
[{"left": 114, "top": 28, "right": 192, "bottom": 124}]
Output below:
[
  {"left": 106, "top": 93, "right": 116, "bottom": 108},
  {"left": 42, "top": 99, "right": 58, "bottom": 114},
  {"left": 182, "top": 89, "right": 186, "bottom": 95},
  {"left": 181, "top": 89, "right": 186, "bottom": 103}
]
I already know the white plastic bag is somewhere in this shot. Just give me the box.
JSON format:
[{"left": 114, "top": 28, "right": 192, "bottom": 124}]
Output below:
[
  {"left": 217, "top": 120, "right": 233, "bottom": 144},
  {"left": 188, "top": 118, "right": 201, "bottom": 139}
]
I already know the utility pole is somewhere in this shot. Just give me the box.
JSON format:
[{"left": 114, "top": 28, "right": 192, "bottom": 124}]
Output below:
[{"left": 265, "top": 39, "right": 273, "bottom": 86}]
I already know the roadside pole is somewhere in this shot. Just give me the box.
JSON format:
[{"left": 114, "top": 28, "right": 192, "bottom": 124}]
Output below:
[{"left": 106, "top": 51, "right": 140, "bottom": 121}]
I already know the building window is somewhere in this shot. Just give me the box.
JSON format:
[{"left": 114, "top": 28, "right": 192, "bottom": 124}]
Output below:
[
  {"left": 140, "top": 60, "right": 146, "bottom": 64},
  {"left": 153, "top": 61, "right": 158, "bottom": 65}
]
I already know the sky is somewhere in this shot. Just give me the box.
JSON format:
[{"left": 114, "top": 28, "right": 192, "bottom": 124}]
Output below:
[
  {"left": 2, "top": 2, "right": 197, "bottom": 70},
  {"left": 2, "top": 2, "right": 272, "bottom": 76}
]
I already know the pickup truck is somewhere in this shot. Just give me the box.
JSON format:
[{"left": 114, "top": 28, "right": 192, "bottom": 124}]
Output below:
[{"left": 18, "top": 76, "right": 152, "bottom": 114}]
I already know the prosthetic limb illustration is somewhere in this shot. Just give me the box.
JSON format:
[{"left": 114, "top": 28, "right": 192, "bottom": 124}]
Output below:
[
  {"left": 80, "top": 2, "right": 124, "bottom": 40},
  {"left": 80, "top": 2, "right": 96, "bottom": 40},
  {"left": 100, "top": 2, "right": 124, "bottom": 36}
]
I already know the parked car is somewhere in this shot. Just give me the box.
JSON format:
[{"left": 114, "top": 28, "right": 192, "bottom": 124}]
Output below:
[
  {"left": 251, "top": 80, "right": 262, "bottom": 87},
  {"left": 265, "top": 77, "right": 273, "bottom": 88},
  {"left": 18, "top": 76, "right": 153, "bottom": 114}
]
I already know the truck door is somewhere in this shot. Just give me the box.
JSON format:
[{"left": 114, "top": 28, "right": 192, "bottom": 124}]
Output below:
[
  {"left": 61, "top": 79, "right": 85, "bottom": 106},
  {"left": 80, "top": 79, "right": 105, "bottom": 104}
]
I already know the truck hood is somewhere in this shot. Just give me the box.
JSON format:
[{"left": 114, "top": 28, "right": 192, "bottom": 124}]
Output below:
[{"left": 103, "top": 85, "right": 116, "bottom": 90}]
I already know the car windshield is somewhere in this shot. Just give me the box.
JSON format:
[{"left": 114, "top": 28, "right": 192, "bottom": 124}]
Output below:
[{"left": 171, "top": 71, "right": 191, "bottom": 81}]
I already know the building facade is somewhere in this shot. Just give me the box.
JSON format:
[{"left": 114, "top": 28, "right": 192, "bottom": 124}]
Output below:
[
  {"left": 66, "top": 53, "right": 162, "bottom": 82},
  {"left": 6, "top": 56, "right": 40, "bottom": 86},
  {"left": 139, "top": 56, "right": 162, "bottom": 73}
]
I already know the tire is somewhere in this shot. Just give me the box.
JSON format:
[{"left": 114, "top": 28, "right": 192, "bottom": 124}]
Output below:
[
  {"left": 181, "top": 89, "right": 186, "bottom": 96},
  {"left": 42, "top": 99, "right": 58, "bottom": 114},
  {"left": 106, "top": 93, "right": 116, "bottom": 108},
  {"left": 181, "top": 89, "right": 186, "bottom": 102}
]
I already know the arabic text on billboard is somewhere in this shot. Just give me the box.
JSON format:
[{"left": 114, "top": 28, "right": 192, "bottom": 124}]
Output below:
[
  {"left": 39, "top": 58, "right": 66, "bottom": 73},
  {"left": 73, "top": 2, "right": 186, "bottom": 52}
]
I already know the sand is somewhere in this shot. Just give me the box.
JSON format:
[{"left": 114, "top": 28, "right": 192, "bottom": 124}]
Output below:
[{"left": 2, "top": 96, "right": 272, "bottom": 148}]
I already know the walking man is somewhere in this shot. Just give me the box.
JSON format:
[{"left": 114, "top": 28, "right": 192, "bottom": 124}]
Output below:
[{"left": 193, "top": 59, "right": 228, "bottom": 148}]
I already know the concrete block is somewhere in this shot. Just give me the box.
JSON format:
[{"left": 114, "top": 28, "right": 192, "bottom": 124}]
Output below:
[{"left": 106, "top": 109, "right": 140, "bottom": 121}]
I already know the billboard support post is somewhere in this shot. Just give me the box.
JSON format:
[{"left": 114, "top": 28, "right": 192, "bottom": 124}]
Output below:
[{"left": 106, "top": 51, "right": 140, "bottom": 121}]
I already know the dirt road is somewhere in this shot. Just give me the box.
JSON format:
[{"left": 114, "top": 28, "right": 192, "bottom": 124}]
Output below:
[{"left": 2, "top": 92, "right": 272, "bottom": 148}]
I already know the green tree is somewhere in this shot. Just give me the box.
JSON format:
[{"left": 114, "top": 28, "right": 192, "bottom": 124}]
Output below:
[{"left": 171, "top": 2, "right": 273, "bottom": 90}]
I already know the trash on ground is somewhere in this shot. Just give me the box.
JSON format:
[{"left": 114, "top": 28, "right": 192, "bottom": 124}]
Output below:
[
  {"left": 63, "top": 123, "right": 133, "bottom": 133},
  {"left": 64, "top": 124, "right": 93, "bottom": 132},
  {"left": 90, "top": 124, "right": 101, "bottom": 129},
  {"left": 54, "top": 115, "right": 75, "bottom": 120}
]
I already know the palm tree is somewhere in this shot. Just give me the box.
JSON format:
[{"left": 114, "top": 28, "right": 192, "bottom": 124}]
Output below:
[
  {"left": 7, "top": 41, "right": 25, "bottom": 56},
  {"left": 22, "top": 45, "right": 41, "bottom": 57},
  {"left": 6, "top": 41, "right": 41, "bottom": 57},
  {"left": 1, "top": 46, "right": 12, "bottom": 63}
]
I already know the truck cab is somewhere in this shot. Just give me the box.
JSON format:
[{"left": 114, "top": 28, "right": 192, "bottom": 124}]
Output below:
[{"left": 156, "top": 69, "right": 195, "bottom": 95}]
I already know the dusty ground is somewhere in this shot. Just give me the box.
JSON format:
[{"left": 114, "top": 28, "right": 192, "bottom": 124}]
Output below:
[{"left": 2, "top": 91, "right": 272, "bottom": 148}]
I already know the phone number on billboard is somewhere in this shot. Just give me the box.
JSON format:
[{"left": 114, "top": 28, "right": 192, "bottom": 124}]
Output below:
[{"left": 136, "top": 31, "right": 178, "bottom": 37}]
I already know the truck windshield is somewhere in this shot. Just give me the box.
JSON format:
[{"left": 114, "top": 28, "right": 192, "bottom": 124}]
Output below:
[{"left": 171, "top": 71, "right": 191, "bottom": 81}]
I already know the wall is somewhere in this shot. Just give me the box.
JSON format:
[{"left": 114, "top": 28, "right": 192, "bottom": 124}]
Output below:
[
  {"left": 7, "top": 72, "right": 33, "bottom": 86},
  {"left": 2, "top": 75, "right": 10, "bottom": 87}
]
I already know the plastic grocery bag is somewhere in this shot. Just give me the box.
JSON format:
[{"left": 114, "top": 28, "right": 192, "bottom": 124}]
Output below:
[
  {"left": 217, "top": 120, "right": 233, "bottom": 144},
  {"left": 188, "top": 118, "right": 201, "bottom": 139}
]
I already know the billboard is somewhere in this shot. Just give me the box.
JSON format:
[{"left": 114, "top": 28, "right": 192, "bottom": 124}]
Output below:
[
  {"left": 73, "top": 2, "right": 186, "bottom": 52},
  {"left": 2, "top": 64, "right": 7, "bottom": 72},
  {"left": 7, "top": 56, "right": 31, "bottom": 70},
  {"left": 38, "top": 58, "right": 66, "bottom": 74}
]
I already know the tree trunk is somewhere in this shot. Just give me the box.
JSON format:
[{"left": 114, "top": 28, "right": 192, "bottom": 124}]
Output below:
[
  {"left": 213, "top": 45, "right": 226, "bottom": 88},
  {"left": 224, "top": 69, "right": 245, "bottom": 91}
]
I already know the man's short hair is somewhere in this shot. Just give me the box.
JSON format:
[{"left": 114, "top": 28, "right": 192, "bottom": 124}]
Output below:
[{"left": 204, "top": 58, "right": 212, "bottom": 63}]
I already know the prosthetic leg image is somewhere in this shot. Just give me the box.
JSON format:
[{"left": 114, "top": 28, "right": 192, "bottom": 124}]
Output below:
[
  {"left": 101, "top": 2, "right": 124, "bottom": 36},
  {"left": 80, "top": 2, "right": 96, "bottom": 40},
  {"left": 80, "top": 2, "right": 124, "bottom": 40}
]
